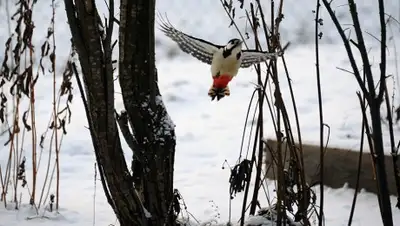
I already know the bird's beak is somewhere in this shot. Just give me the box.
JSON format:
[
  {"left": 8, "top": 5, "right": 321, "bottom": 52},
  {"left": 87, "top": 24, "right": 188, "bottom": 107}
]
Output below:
[{"left": 234, "top": 40, "right": 243, "bottom": 49}]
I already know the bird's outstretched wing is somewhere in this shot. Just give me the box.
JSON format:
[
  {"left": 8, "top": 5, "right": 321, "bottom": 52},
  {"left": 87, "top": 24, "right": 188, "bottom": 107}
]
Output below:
[
  {"left": 158, "top": 16, "right": 223, "bottom": 65},
  {"left": 240, "top": 50, "right": 278, "bottom": 68}
]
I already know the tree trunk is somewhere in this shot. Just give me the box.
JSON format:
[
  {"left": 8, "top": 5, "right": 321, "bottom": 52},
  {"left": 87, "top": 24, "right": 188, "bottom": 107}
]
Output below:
[
  {"left": 63, "top": 0, "right": 176, "bottom": 225},
  {"left": 118, "top": 0, "right": 176, "bottom": 225}
]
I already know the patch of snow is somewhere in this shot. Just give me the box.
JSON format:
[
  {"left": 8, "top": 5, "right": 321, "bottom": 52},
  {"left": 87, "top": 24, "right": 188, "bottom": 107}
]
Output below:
[
  {"left": 143, "top": 207, "right": 152, "bottom": 218},
  {"left": 154, "top": 95, "right": 176, "bottom": 139},
  {"left": 245, "top": 215, "right": 287, "bottom": 226}
]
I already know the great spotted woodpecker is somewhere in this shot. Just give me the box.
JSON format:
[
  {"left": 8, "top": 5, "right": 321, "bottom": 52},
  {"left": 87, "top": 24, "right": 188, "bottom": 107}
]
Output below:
[{"left": 159, "top": 18, "right": 279, "bottom": 101}]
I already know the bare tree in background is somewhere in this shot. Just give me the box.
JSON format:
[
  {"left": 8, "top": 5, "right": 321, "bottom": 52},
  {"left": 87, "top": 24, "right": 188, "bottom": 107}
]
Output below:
[{"left": 63, "top": 0, "right": 176, "bottom": 225}]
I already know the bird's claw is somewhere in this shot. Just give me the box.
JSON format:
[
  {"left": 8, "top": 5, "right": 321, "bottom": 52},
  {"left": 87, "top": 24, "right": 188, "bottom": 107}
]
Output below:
[{"left": 210, "top": 94, "right": 225, "bottom": 101}]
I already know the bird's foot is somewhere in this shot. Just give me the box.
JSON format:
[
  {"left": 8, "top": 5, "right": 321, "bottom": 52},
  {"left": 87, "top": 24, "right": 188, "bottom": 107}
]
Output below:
[
  {"left": 208, "top": 86, "right": 230, "bottom": 101},
  {"left": 223, "top": 86, "right": 230, "bottom": 96}
]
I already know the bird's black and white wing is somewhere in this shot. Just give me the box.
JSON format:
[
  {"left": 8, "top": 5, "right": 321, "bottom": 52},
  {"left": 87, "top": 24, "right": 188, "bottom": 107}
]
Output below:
[
  {"left": 158, "top": 18, "right": 223, "bottom": 65},
  {"left": 240, "top": 50, "right": 278, "bottom": 68}
]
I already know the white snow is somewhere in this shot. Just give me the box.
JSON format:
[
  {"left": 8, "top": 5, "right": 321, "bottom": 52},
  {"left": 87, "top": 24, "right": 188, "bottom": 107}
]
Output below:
[{"left": 0, "top": 0, "right": 399, "bottom": 226}]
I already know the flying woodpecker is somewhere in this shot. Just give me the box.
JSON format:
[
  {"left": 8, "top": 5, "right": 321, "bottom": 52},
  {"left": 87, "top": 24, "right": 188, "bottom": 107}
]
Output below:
[{"left": 159, "top": 19, "right": 279, "bottom": 101}]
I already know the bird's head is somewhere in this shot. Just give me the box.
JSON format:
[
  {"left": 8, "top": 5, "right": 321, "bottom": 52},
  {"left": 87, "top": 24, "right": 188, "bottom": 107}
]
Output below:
[{"left": 225, "top": 38, "right": 243, "bottom": 52}]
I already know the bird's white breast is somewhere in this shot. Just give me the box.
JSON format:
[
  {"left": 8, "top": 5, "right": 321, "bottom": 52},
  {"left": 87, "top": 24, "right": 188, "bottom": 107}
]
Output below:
[{"left": 210, "top": 48, "right": 242, "bottom": 78}]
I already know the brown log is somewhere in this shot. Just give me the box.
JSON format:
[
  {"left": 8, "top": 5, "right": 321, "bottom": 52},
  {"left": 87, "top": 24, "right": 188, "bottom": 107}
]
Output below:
[{"left": 264, "top": 139, "right": 398, "bottom": 196}]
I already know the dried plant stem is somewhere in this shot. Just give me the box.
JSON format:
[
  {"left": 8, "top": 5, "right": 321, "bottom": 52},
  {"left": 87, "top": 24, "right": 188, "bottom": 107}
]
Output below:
[
  {"left": 314, "top": 0, "right": 324, "bottom": 224},
  {"left": 0, "top": 165, "right": 5, "bottom": 207},
  {"left": 38, "top": 127, "right": 54, "bottom": 209},
  {"left": 41, "top": 134, "right": 65, "bottom": 213},
  {"left": 29, "top": 45, "right": 38, "bottom": 207},
  {"left": 348, "top": 88, "right": 367, "bottom": 225},
  {"left": 14, "top": 128, "right": 26, "bottom": 208},
  {"left": 5, "top": 0, "right": 18, "bottom": 209},
  {"left": 248, "top": 3, "right": 264, "bottom": 216},
  {"left": 50, "top": 0, "right": 60, "bottom": 211},
  {"left": 13, "top": 128, "right": 19, "bottom": 206},
  {"left": 36, "top": 93, "right": 62, "bottom": 171},
  {"left": 53, "top": 55, "right": 60, "bottom": 212},
  {"left": 38, "top": 89, "right": 63, "bottom": 209},
  {"left": 4, "top": 96, "right": 21, "bottom": 206}
]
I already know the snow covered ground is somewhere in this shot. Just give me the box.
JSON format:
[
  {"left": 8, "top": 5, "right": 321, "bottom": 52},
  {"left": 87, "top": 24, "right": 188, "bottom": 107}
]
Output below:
[{"left": 0, "top": 0, "right": 400, "bottom": 226}]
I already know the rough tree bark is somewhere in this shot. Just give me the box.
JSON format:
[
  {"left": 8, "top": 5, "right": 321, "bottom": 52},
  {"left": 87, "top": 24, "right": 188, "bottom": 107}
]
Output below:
[{"left": 63, "top": 0, "right": 176, "bottom": 225}]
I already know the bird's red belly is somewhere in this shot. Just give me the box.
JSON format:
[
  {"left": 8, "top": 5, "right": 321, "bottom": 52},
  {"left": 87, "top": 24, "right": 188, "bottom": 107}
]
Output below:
[{"left": 213, "top": 75, "right": 232, "bottom": 88}]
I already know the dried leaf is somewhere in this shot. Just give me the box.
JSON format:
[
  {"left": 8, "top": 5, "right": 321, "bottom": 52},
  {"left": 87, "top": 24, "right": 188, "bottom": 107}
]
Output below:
[
  {"left": 68, "top": 93, "right": 73, "bottom": 103},
  {"left": 49, "top": 121, "right": 54, "bottom": 129},
  {"left": 46, "top": 27, "right": 53, "bottom": 39},
  {"left": 67, "top": 104, "right": 72, "bottom": 123},
  {"left": 238, "top": 0, "right": 244, "bottom": 9},
  {"left": 49, "top": 52, "right": 56, "bottom": 73},
  {"left": 0, "top": 93, "right": 7, "bottom": 107},
  {"left": 61, "top": 118, "right": 67, "bottom": 134},
  {"left": 4, "top": 129, "right": 12, "bottom": 146},
  {"left": 22, "top": 110, "right": 31, "bottom": 131},
  {"left": 39, "top": 134, "right": 45, "bottom": 148},
  {"left": 0, "top": 108, "right": 4, "bottom": 123}
]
